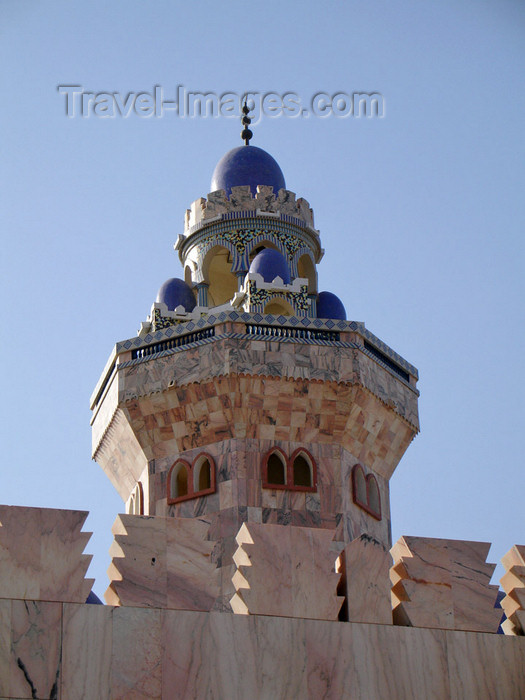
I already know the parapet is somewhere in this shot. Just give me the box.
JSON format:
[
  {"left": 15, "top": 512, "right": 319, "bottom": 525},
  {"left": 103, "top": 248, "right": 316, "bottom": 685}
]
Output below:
[
  {"left": 390, "top": 536, "right": 501, "bottom": 633},
  {"left": 182, "top": 186, "right": 316, "bottom": 234},
  {"left": 0, "top": 504, "right": 94, "bottom": 603},
  {"left": 500, "top": 544, "right": 525, "bottom": 635}
]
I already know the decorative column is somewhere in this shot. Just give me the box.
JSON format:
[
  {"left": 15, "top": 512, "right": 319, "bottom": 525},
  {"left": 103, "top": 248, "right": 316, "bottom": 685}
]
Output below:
[
  {"left": 195, "top": 282, "right": 209, "bottom": 307},
  {"left": 308, "top": 293, "right": 317, "bottom": 318},
  {"left": 236, "top": 271, "right": 247, "bottom": 291}
]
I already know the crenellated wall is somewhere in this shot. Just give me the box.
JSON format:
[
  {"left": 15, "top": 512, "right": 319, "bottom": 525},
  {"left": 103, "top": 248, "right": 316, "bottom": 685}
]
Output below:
[
  {"left": 183, "top": 185, "right": 316, "bottom": 233},
  {"left": 0, "top": 505, "right": 524, "bottom": 699}
]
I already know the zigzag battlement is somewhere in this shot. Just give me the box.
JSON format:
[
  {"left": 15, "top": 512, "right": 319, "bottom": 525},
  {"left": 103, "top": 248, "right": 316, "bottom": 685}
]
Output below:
[{"left": 183, "top": 186, "right": 315, "bottom": 234}]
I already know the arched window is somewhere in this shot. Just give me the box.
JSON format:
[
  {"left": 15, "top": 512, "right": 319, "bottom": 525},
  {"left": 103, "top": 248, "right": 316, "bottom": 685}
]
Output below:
[
  {"left": 352, "top": 464, "right": 381, "bottom": 520},
  {"left": 297, "top": 253, "right": 317, "bottom": 294},
  {"left": 267, "top": 451, "right": 286, "bottom": 485},
  {"left": 353, "top": 464, "right": 367, "bottom": 505},
  {"left": 367, "top": 476, "right": 380, "bottom": 516},
  {"left": 263, "top": 298, "right": 295, "bottom": 316},
  {"left": 247, "top": 241, "right": 280, "bottom": 264},
  {"left": 292, "top": 453, "right": 313, "bottom": 487},
  {"left": 263, "top": 448, "right": 317, "bottom": 492},
  {"left": 167, "top": 454, "right": 216, "bottom": 505},
  {"left": 205, "top": 246, "right": 237, "bottom": 307},
  {"left": 169, "top": 461, "right": 189, "bottom": 501},
  {"left": 194, "top": 455, "right": 212, "bottom": 492},
  {"left": 128, "top": 482, "right": 145, "bottom": 515}
]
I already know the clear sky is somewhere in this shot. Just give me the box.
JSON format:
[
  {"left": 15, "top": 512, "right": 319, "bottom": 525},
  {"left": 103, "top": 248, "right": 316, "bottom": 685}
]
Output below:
[{"left": 1, "top": 0, "right": 524, "bottom": 598}]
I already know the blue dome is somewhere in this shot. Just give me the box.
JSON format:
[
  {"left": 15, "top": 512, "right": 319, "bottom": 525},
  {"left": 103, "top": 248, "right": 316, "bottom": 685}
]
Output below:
[
  {"left": 156, "top": 278, "right": 196, "bottom": 312},
  {"left": 86, "top": 590, "right": 103, "bottom": 605},
  {"left": 249, "top": 248, "right": 291, "bottom": 285},
  {"left": 211, "top": 146, "right": 286, "bottom": 197},
  {"left": 317, "top": 291, "right": 347, "bottom": 320}
]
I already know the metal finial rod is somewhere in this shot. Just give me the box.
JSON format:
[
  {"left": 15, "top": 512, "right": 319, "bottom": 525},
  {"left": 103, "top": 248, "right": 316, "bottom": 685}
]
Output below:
[{"left": 241, "top": 98, "right": 253, "bottom": 146}]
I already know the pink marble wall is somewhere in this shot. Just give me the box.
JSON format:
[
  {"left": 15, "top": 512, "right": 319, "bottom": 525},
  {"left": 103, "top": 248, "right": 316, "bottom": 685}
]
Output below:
[{"left": 1, "top": 602, "right": 524, "bottom": 698}]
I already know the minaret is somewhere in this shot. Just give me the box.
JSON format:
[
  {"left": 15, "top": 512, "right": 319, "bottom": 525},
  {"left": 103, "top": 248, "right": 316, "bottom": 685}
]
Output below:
[{"left": 90, "top": 113, "right": 419, "bottom": 607}]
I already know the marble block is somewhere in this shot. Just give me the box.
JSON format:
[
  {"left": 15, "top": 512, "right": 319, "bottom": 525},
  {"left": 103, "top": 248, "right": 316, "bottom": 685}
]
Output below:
[
  {"left": 111, "top": 606, "right": 162, "bottom": 700},
  {"left": 0, "top": 505, "right": 93, "bottom": 604},
  {"left": 446, "top": 629, "right": 525, "bottom": 699},
  {"left": 305, "top": 619, "right": 451, "bottom": 700},
  {"left": 9, "top": 600, "right": 62, "bottom": 699},
  {"left": 230, "top": 522, "right": 343, "bottom": 620},
  {"left": 106, "top": 514, "right": 220, "bottom": 611},
  {"left": 161, "top": 610, "right": 309, "bottom": 699},
  {"left": 338, "top": 533, "right": 392, "bottom": 624},
  {"left": 106, "top": 514, "right": 168, "bottom": 608},
  {"left": 391, "top": 536, "right": 501, "bottom": 632},
  {"left": 166, "top": 517, "right": 220, "bottom": 611},
  {"left": 500, "top": 544, "right": 525, "bottom": 635},
  {"left": 61, "top": 603, "right": 112, "bottom": 700},
  {"left": 0, "top": 602, "right": 524, "bottom": 699}
]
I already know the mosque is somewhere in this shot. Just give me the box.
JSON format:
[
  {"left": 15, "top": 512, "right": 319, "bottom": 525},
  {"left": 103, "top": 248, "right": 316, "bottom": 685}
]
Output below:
[{"left": 0, "top": 110, "right": 524, "bottom": 698}]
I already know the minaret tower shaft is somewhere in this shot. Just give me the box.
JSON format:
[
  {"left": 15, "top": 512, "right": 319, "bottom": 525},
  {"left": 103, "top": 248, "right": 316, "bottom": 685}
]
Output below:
[{"left": 90, "top": 120, "right": 419, "bottom": 607}]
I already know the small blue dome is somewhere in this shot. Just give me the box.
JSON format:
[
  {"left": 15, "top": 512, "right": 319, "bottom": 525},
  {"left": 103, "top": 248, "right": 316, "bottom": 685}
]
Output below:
[
  {"left": 249, "top": 248, "right": 291, "bottom": 285},
  {"left": 86, "top": 590, "right": 103, "bottom": 605},
  {"left": 156, "top": 278, "right": 196, "bottom": 312},
  {"left": 317, "top": 291, "right": 347, "bottom": 320},
  {"left": 211, "top": 145, "right": 286, "bottom": 197}
]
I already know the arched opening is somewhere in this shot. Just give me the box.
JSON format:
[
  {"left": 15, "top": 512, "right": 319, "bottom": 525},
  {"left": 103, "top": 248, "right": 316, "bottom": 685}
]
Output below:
[
  {"left": 353, "top": 464, "right": 367, "bottom": 505},
  {"left": 194, "top": 456, "right": 212, "bottom": 492},
  {"left": 297, "top": 253, "right": 317, "bottom": 293},
  {"left": 292, "top": 453, "right": 313, "bottom": 487},
  {"left": 352, "top": 464, "right": 381, "bottom": 520},
  {"left": 263, "top": 298, "right": 295, "bottom": 316},
  {"left": 367, "top": 475, "right": 381, "bottom": 517},
  {"left": 127, "top": 494, "right": 135, "bottom": 515},
  {"left": 206, "top": 246, "right": 237, "bottom": 306},
  {"left": 169, "top": 462, "right": 188, "bottom": 500},
  {"left": 267, "top": 452, "right": 286, "bottom": 485},
  {"left": 248, "top": 241, "right": 280, "bottom": 264},
  {"left": 135, "top": 482, "right": 144, "bottom": 515}
]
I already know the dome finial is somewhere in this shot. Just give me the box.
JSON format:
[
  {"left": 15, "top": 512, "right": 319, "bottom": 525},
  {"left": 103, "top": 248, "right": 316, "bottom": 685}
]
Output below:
[{"left": 240, "top": 98, "right": 253, "bottom": 146}]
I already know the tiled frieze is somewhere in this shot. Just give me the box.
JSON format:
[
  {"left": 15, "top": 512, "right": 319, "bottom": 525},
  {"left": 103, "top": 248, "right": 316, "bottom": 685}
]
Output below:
[
  {"left": 182, "top": 220, "right": 320, "bottom": 284},
  {"left": 114, "top": 334, "right": 418, "bottom": 425},
  {"left": 110, "top": 312, "right": 418, "bottom": 380}
]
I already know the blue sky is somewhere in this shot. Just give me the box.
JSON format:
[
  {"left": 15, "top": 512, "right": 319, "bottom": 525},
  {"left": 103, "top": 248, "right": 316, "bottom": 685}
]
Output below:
[{"left": 1, "top": 0, "right": 523, "bottom": 598}]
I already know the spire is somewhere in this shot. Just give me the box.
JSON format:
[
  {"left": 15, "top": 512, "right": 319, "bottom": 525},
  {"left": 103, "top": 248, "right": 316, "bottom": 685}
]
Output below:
[{"left": 241, "top": 98, "right": 253, "bottom": 146}]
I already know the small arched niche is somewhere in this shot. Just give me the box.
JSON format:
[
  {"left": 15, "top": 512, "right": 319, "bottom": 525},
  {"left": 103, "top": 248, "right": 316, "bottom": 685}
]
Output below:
[
  {"left": 352, "top": 464, "right": 381, "bottom": 520},
  {"left": 205, "top": 246, "right": 237, "bottom": 306},
  {"left": 128, "top": 482, "right": 144, "bottom": 514},
  {"left": 263, "top": 297, "right": 295, "bottom": 316},
  {"left": 367, "top": 475, "right": 381, "bottom": 518},
  {"left": 353, "top": 464, "right": 367, "bottom": 505},
  {"left": 169, "top": 461, "right": 189, "bottom": 501},
  {"left": 266, "top": 450, "right": 286, "bottom": 486},
  {"left": 292, "top": 452, "right": 313, "bottom": 487},
  {"left": 194, "top": 454, "right": 213, "bottom": 493},
  {"left": 248, "top": 241, "right": 280, "bottom": 265},
  {"left": 297, "top": 253, "right": 317, "bottom": 293}
]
